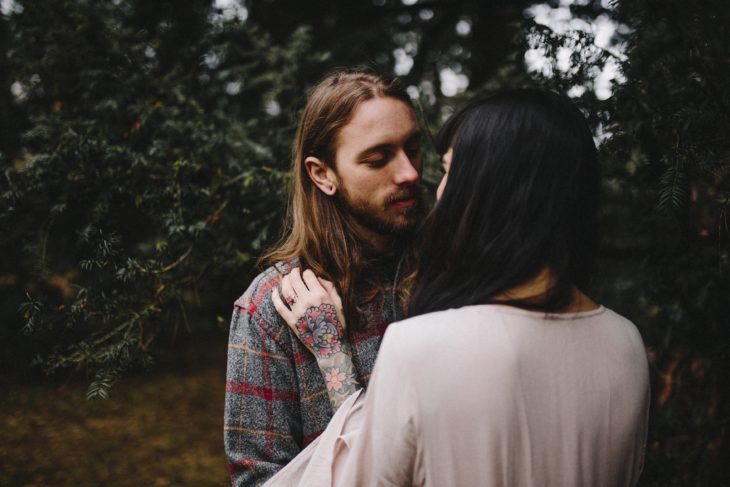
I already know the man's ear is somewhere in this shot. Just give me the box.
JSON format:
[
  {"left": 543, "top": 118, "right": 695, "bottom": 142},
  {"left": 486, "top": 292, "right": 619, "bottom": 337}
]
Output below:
[{"left": 304, "top": 156, "right": 338, "bottom": 196}]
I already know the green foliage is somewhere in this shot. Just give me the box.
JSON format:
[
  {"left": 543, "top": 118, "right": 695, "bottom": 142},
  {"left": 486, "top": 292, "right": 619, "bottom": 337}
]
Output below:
[
  {"left": 1, "top": 0, "right": 324, "bottom": 398},
  {"left": 606, "top": 2, "right": 730, "bottom": 484}
]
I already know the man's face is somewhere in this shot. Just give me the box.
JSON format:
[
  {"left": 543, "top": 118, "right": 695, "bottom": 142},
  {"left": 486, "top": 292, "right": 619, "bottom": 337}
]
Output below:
[{"left": 332, "top": 96, "right": 423, "bottom": 238}]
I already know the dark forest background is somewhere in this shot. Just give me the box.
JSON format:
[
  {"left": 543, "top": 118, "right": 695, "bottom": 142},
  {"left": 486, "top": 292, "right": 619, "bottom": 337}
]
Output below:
[{"left": 1, "top": 0, "right": 728, "bottom": 485}]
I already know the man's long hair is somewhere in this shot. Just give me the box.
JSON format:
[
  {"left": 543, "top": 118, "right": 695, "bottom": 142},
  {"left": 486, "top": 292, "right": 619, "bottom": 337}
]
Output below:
[{"left": 260, "top": 69, "right": 414, "bottom": 329}]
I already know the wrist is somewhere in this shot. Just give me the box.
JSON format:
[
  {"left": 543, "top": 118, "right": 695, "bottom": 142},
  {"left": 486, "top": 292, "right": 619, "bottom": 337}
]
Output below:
[
  {"left": 314, "top": 345, "right": 361, "bottom": 410},
  {"left": 316, "top": 347, "right": 353, "bottom": 368}
]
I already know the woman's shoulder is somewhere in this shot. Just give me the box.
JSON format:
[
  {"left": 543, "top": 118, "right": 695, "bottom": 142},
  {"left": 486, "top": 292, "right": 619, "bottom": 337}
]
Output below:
[
  {"left": 598, "top": 306, "right": 647, "bottom": 355},
  {"left": 387, "top": 307, "right": 471, "bottom": 335},
  {"left": 380, "top": 307, "right": 487, "bottom": 357},
  {"left": 385, "top": 304, "right": 539, "bottom": 335}
]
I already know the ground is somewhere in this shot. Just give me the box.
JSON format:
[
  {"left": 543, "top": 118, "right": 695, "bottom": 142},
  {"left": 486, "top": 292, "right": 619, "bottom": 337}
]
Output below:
[{"left": 0, "top": 336, "right": 230, "bottom": 487}]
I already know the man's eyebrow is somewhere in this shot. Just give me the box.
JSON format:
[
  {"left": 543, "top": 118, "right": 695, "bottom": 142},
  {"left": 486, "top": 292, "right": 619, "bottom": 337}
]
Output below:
[
  {"left": 356, "top": 143, "right": 393, "bottom": 159},
  {"left": 355, "top": 130, "right": 423, "bottom": 160}
]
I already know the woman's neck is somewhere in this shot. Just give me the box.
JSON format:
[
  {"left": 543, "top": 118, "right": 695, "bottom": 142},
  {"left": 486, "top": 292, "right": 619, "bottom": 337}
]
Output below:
[{"left": 494, "top": 268, "right": 598, "bottom": 313}]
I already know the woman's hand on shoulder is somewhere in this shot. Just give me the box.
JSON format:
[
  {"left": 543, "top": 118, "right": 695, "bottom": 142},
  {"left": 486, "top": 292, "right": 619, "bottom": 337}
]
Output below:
[
  {"left": 271, "top": 267, "right": 347, "bottom": 360},
  {"left": 272, "top": 268, "right": 361, "bottom": 410}
]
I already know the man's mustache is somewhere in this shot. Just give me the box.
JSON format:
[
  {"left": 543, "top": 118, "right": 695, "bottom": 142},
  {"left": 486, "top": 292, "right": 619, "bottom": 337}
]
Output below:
[{"left": 385, "top": 185, "right": 422, "bottom": 205}]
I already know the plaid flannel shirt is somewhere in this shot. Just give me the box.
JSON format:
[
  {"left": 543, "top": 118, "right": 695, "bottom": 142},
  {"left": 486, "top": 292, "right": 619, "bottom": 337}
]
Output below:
[{"left": 224, "top": 261, "right": 399, "bottom": 486}]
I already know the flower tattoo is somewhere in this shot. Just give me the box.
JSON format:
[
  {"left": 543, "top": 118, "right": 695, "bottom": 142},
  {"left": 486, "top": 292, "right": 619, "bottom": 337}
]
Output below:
[
  {"left": 324, "top": 367, "right": 347, "bottom": 391},
  {"left": 295, "top": 303, "right": 345, "bottom": 359}
]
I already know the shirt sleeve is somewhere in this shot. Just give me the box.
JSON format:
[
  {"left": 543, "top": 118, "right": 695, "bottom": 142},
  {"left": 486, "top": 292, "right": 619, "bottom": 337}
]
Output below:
[
  {"left": 631, "top": 363, "right": 652, "bottom": 485},
  {"left": 332, "top": 324, "right": 423, "bottom": 486},
  {"left": 224, "top": 275, "right": 303, "bottom": 486}
]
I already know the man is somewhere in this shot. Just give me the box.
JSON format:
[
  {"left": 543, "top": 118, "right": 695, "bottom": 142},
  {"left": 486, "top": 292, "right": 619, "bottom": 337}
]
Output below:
[{"left": 224, "top": 69, "right": 424, "bottom": 486}]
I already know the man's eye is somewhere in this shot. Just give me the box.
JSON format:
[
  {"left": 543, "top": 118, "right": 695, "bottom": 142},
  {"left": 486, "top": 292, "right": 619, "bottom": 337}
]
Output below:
[{"left": 365, "top": 158, "right": 388, "bottom": 168}]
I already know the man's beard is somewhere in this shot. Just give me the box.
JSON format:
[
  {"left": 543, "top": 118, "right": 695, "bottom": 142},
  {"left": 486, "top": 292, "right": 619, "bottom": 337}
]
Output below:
[{"left": 338, "top": 185, "right": 424, "bottom": 237}]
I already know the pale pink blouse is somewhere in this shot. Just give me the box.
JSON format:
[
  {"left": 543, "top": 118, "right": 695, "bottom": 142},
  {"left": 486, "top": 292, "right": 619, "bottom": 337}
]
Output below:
[{"left": 266, "top": 304, "right": 650, "bottom": 487}]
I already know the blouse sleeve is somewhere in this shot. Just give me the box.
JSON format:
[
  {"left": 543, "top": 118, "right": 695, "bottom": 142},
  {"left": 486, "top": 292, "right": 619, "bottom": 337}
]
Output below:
[
  {"left": 332, "top": 324, "right": 423, "bottom": 486},
  {"left": 631, "top": 369, "right": 652, "bottom": 485}
]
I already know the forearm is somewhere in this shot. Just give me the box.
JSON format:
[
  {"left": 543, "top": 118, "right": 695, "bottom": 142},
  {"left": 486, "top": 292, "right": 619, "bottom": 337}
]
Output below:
[{"left": 317, "top": 345, "right": 362, "bottom": 411}]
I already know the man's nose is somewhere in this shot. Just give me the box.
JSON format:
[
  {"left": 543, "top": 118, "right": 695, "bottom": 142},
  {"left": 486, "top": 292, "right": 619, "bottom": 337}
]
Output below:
[{"left": 392, "top": 150, "right": 421, "bottom": 186}]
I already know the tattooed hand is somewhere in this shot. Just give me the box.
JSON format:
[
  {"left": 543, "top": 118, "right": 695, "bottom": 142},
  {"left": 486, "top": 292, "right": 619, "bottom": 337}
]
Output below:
[
  {"left": 294, "top": 303, "right": 344, "bottom": 359},
  {"left": 271, "top": 267, "right": 346, "bottom": 346},
  {"left": 272, "top": 268, "right": 361, "bottom": 410}
]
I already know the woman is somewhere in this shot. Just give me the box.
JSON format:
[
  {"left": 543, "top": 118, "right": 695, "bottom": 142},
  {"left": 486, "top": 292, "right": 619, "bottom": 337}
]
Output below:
[{"left": 269, "top": 89, "right": 650, "bottom": 486}]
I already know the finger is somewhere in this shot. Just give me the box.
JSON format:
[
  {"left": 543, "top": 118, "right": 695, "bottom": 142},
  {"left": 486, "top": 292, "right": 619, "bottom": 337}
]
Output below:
[
  {"left": 302, "top": 269, "right": 326, "bottom": 295},
  {"left": 316, "top": 277, "right": 338, "bottom": 300},
  {"left": 318, "top": 277, "right": 335, "bottom": 294},
  {"left": 315, "top": 277, "right": 344, "bottom": 316},
  {"left": 280, "top": 275, "right": 296, "bottom": 308},
  {"left": 331, "top": 289, "right": 343, "bottom": 311},
  {"left": 271, "top": 289, "right": 295, "bottom": 326},
  {"left": 318, "top": 277, "right": 343, "bottom": 310},
  {"left": 289, "top": 267, "right": 310, "bottom": 296}
]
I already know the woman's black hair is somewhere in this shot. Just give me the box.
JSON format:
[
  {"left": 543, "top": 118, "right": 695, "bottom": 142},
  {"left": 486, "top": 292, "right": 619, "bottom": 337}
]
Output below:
[{"left": 408, "top": 89, "right": 600, "bottom": 316}]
